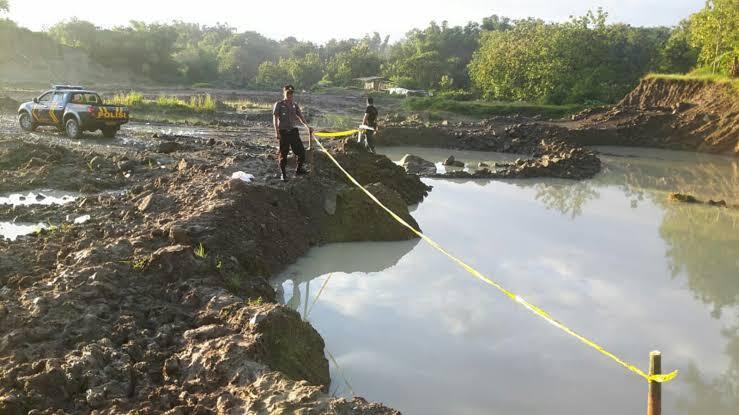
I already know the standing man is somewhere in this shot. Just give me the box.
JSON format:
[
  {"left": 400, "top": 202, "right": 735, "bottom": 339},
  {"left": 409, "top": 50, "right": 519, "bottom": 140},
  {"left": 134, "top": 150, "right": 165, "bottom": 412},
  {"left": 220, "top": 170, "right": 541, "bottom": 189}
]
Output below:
[
  {"left": 361, "top": 97, "right": 379, "bottom": 153},
  {"left": 273, "top": 84, "right": 313, "bottom": 182}
]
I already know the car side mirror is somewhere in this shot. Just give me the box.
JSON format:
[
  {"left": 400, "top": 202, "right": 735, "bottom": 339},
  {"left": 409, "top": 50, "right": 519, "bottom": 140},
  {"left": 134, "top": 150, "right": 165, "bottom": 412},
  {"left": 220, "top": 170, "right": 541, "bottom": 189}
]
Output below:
[{"left": 33, "top": 98, "right": 38, "bottom": 104}]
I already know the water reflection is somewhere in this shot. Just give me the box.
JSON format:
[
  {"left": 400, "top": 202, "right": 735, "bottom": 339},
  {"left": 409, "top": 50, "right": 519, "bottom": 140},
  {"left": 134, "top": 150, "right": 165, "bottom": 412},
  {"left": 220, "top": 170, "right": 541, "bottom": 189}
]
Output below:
[
  {"left": 678, "top": 328, "right": 739, "bottom": 415},
  {"left": 660, "top": 205, "right": 739, "bottom": 318},
  {"left": 274, "top": 239, "right": 420, "bottom": 317},
  {"left": 275, "top": 147, "right": 739, "bottom": 414}
]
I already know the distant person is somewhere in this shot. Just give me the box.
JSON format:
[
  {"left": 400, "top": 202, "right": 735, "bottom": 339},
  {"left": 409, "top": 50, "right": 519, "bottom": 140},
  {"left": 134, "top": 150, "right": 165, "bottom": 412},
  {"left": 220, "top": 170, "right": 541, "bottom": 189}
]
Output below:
[
  {"left": 273, "top": 84, "right": 313, "bottom": 182},
  {"left": 361, "top": 97, "right": 379, "bottom": 153}
]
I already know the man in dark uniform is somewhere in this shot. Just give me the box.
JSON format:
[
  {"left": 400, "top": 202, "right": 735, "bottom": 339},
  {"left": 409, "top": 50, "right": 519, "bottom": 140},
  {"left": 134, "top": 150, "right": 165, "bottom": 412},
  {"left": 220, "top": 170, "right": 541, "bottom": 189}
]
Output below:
[
  {"left": 361, "top": 97, "right": 379, "bottom": 153},
  {"left": 273, "top": 84, "right": 313, "bottom": 182}
]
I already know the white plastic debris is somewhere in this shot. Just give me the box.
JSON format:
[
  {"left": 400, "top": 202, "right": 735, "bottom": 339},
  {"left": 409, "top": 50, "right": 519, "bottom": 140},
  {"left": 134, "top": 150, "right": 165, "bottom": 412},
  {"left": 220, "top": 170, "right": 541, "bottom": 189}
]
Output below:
[
  {"left": 74, "top": 215, "right": 91, "bottom": 224},
  {"left": 231, "top": 171, "right": 255, "bottom": 183}
]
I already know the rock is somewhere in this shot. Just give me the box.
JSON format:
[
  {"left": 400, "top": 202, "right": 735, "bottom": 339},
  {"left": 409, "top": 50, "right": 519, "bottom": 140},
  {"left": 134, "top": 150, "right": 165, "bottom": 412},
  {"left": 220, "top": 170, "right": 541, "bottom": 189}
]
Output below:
[
  {"left": 156, "top": 142, "right": 180, "bottom": 154},
  {"left": 707, "top": 199, "right": 727, "bottom": 208},
  {"left": 147, "top": 245, "right": 203, "bottom": 280},
  {"left": 177, "top": 159, "right": 188, "bottom": 172},
  {"left": 478, "top": 162, "right": 490, "bottom": 168},
  {"left": 25, "top": 157, "right": 45, "bottom": 168},
  {"left": 399, "top": 154, "right": 436, "bottom": 175},
  {"left": 324, "top": 190, "right": 337, "bottom": 215},
  {"left": 86, "top": 388, "right": 106, "bottom": 409},
  {"left": 668, "top": 193, "right": 700, "bottom": 204},
  {"left": 443, "top": 156, "right": 464, "bottom": 168},
  {"left": 35, "top": 194, "right": 46, "bottom": 201},
  {"left": 672, "top": 102, "right": 691, "bottom": 114},
  {"left": 169, "top": 225, "right": 191, "bottom": 244},
  {"left": 117, "top": 160, "right": 137, "bottom": 172},
  {"left": 163, "top": 357, "right": 181, "bottom": 381},
  {"left": 137, "top": 194, "right": 154, "bottom": 212}
]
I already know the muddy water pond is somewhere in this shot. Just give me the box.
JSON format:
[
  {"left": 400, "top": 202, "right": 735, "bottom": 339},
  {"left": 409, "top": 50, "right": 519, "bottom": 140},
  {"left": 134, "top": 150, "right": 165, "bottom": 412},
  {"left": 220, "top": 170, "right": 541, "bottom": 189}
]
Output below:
[{"left": 274, "top": 146, "right": 738, "bottom": 415}]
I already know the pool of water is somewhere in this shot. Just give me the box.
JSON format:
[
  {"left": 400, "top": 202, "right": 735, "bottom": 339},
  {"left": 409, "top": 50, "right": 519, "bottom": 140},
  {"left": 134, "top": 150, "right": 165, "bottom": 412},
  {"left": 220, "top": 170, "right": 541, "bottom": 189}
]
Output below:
[
  {"left": 0, "top": 222, "right": 45, "bottom": 241},
  {"left": 0, "top": 190, "right": 78, "bottom": 206},
  {"left": 273, "top": 146, "right": 738, "bottom": 415}
]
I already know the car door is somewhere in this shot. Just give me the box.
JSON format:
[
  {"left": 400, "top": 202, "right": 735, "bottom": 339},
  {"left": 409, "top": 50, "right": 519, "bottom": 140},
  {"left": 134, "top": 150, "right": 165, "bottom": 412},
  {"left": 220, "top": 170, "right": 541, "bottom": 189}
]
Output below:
[
  {"left": 49, "top": 92, "right": 66, "bottom": 126},
  {"left": 32, "top": 92, "right": 53, "bottom": 124}
]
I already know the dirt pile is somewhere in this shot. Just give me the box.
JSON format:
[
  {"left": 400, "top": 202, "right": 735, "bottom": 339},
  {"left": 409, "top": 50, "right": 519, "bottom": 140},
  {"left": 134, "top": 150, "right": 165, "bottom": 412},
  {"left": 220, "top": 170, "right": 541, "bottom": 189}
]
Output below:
[
  {"left": 376, "top": 118, "right": 601, "bottom": 180},
  {"left": 0, "top": 97, "right": 19, "bottom": 113},
  {"left": 571, "top": 78, "right": 739, "bottom": 155},
  {"left": 668, "top": 192, "right": 738, "bottom": 209},
  {"left": 429, "top": 139, "right": 601, "bottom": 180},
  {"left": 0, "top": 130, "right": 420, "bottom": 413}
]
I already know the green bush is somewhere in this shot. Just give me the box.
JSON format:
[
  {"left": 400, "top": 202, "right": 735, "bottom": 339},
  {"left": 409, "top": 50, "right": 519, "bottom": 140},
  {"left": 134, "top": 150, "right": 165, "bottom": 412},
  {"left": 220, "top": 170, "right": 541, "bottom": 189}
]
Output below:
[{"left": 404, "top": 96, "right": 584, "bottom": 118}]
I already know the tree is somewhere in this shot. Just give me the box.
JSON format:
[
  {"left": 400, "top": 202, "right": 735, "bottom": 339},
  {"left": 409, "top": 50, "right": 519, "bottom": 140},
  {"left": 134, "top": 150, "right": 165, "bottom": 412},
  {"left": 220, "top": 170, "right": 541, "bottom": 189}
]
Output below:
[
  {"left": 688, "top": 0, "right": 739, "bottom": 74},
  {"left": 469, "top": 11, "right": 670, "bottom": 104},
  {"left": 384, "top": 20, "right": 482, "bottom": 89},
  {"left": 658, "top": 19, "right": 699, "bottom": 73},
  {"left": 0, "top": 0, "right": 8, "bottom": 13},
  {"left": 325, "top": 43, "right": 382, "bottom": 85},
  {"left": 49, "top": 19, "right": 99, "bottom": 51},
  {"left": 255, "top": 61, "right": 290, "bottom": 87}
]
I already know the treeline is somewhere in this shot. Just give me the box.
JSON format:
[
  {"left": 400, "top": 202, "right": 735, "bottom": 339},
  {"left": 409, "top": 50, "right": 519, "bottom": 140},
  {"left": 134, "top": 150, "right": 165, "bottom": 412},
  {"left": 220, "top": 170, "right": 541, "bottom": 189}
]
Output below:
[{"left": 1, "top": 1, "right": 736, "bottom": 105}]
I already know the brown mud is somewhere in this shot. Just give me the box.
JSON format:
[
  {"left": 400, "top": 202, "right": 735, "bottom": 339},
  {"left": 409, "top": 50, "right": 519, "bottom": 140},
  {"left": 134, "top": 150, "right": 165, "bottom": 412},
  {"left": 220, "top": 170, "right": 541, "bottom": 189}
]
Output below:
[
  {"left": 376, "top": 116, "right": 602, "bottom": 180},
  {"left": 569, "top": 78, "right": 738, "bottom": 155},
  {"left": 374, "top": 78, "right": 736, "bottom": 181},
  {"left": 0, "top": 108, "right": 423, "bottom": 413}
]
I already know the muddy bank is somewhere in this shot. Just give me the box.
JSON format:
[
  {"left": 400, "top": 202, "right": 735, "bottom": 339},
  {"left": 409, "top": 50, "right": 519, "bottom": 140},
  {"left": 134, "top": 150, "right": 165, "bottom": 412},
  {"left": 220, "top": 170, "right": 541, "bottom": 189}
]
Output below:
[
  {"left": 0, "top": 130, "right": 418, "bottom": 413},
  {"left": 668, "top": 192, "right": 739, "bottom": 209},
  {"left": 375, "top": 78, "right": 737, "bottom": 180},
  {"left": 570, "top": 78, "right": 739, "bottom": 156},
  {"left": 376, "top": 115, "right": 602, "bottom": 180}
]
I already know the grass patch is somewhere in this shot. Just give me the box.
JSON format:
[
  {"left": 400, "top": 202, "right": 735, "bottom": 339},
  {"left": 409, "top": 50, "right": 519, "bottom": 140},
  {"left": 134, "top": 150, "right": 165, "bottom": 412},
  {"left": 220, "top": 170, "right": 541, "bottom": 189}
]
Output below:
[
  {"left": 223, "top": 98, "right": 271, "bottom": 111},
  {"left": 194, "top": 242, "right": 207, "bottom": 259},
  {"left": 645, "top": 72, "right": 739, "bottom": 93},
  {"left": 109, "top": 91, "right": 217, "bottom": 113},
  {"left": 312, "top": 113, "right": 358, "bottom": 130},
  {"left": 403, "top": 97, "right": 585, "bottom": 119}
]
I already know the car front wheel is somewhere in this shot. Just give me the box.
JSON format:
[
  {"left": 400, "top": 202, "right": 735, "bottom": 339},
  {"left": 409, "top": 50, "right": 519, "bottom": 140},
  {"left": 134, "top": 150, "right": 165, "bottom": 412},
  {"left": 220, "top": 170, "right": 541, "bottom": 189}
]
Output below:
[
  {"left": 19, "top": 112, "right": 37, "bottom": 132},
  {"left": 65, "top": 118, "right": 82, "bottom": 139}
]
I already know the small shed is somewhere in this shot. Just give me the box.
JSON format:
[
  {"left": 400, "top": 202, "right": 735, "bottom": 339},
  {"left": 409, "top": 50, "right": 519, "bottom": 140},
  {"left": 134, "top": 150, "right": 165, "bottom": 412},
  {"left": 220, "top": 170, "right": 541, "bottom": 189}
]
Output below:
[{"left": 355, "top": 76, "right": 388, "bottom": 91}]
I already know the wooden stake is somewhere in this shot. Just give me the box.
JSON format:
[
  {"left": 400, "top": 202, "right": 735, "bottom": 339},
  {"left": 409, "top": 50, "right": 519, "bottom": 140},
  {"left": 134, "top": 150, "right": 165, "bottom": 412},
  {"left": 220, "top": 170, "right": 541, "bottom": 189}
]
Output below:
[{"left": 647, "top": 351, "right": 661, "bottom": 415}]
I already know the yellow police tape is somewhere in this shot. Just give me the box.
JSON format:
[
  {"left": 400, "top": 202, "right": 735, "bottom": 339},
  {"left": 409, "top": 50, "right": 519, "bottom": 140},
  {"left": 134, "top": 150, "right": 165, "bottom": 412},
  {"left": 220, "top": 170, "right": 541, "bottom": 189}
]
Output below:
[
  {"left": 310, "top": 130, "right": 677, "bottom": 384},
  {"left": 314, "top": 129, "right": 360, "bottom": 138}
]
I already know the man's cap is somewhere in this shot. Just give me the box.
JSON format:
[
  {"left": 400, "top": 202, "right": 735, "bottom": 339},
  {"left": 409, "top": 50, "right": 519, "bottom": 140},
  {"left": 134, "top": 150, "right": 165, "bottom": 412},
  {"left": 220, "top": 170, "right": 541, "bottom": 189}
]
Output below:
[{"left": 283, "top": 84, "right": 295, "bottom": 92}]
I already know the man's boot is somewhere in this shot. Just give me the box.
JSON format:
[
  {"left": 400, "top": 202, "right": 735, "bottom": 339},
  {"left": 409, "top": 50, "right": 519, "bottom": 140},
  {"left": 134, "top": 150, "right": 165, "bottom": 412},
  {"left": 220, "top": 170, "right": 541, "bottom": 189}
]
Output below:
[
  {"left": 295, "top": 162, "right": 308, "bottom": 176},
  {"left": 280, "top": 167, "right": 288, "bottom": 182}
]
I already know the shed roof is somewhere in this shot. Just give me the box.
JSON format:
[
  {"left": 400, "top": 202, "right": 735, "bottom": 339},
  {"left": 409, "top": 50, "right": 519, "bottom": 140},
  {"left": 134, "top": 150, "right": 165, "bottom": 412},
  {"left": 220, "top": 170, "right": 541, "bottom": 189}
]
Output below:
[{"left": 354, "top": 76, "right": 387, "bottom": 82}]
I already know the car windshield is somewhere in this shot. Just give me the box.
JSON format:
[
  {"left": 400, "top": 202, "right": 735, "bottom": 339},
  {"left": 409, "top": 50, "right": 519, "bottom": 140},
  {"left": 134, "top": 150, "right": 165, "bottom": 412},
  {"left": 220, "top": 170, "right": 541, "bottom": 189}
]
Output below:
[{"left": 69, "top": 93, "right": 101, "bottom": 104}]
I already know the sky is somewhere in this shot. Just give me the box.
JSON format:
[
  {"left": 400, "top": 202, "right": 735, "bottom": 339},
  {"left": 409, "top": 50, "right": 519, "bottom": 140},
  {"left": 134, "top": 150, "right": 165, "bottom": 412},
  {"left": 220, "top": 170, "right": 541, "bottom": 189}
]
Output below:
[{"left": 5, "top": 0, "right": 704, "bottom": 44}]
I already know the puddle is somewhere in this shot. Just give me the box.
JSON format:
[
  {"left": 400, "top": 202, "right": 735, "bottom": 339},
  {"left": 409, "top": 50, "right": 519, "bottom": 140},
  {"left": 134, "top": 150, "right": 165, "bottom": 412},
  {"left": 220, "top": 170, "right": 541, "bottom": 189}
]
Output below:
[
  {"left": 274, "top": 146, "right": 739, "bottom": 415},
  {"left": 0, "top": 190, "right": 78, "bottom": 207},
  {"left": 0, "top": 222, "right": 45, "bottom": 241}
]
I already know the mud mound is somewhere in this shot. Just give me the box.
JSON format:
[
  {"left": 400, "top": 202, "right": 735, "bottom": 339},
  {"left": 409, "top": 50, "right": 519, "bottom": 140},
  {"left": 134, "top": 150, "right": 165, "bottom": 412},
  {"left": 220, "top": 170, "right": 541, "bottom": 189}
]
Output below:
[
  {"left": 0, "top": 96, "right": 19, "bottom": 113},
  {"left": 430, "top": 139, "right": 601, "bottom": 180},
  {"left": 0, "top": 134, "right": 412, "bottom": 413},
  {"left": 572, "top": 78, "right": 739, "bottom": 155},
  {"left": 0, "top": 141, "right": 127, "bottom": 193},
  {"left": 315, "top": 142, "right": 432, "bottom": 204}
]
